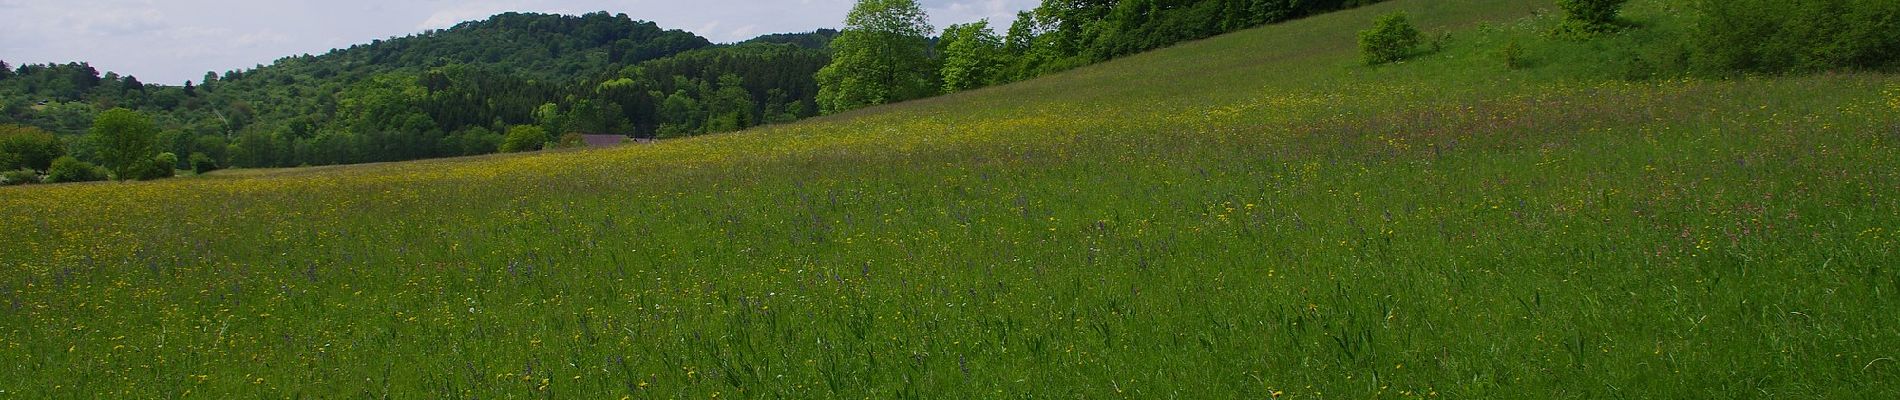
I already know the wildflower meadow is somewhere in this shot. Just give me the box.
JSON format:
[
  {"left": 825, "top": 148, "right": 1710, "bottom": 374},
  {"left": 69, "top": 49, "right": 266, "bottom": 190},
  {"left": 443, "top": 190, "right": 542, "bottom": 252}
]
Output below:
[{"left": 3, "top": 0, "right": 1897, "bottom": 397}]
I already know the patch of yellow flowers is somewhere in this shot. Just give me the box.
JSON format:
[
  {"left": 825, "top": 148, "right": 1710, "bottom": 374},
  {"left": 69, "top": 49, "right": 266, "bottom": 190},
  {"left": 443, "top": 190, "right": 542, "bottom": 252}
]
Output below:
[{"left": 1886, "top": 84, "right": 1900, "bottom": 112}]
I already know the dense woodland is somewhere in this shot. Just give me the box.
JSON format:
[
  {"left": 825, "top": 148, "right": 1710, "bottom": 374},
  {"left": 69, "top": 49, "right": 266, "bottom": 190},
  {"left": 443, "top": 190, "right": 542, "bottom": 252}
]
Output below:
[
  {"left": 4, "top": 0, "right": 1894, "bottom": 182},
  {"left": 1, "top": 13, "right": 836, "bottom": 171}
]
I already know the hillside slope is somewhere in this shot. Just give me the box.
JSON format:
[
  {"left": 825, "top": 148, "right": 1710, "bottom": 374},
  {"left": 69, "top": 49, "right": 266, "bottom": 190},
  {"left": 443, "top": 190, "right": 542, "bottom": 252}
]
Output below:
[{"left": 4, "top": 0, "right": 1899, "bottom": 397}]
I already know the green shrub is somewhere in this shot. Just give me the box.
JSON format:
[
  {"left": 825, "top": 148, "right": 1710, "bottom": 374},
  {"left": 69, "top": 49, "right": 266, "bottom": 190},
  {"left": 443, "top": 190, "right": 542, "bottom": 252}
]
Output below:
[
  {"left": 1, "top": 169, "right": 39, "bottom": 185},
  {"left": 112, "top": 153, "right": 178, "bottom": 181},
  {"left": 1557, "top": 0, "right": 1630, "bottom": 35},
  {"left": 1359, "top": 13, "right": 1421, "bottom": 65},
  {"left": 1694, "top": 0, "right": 1900, "bottom": 73},
  {"left": 656, "top": 124, "right": 695, "bottom": 139},
  {"left": 44, "top": 156, "right": 107, "bottom": 183},
  {"left": 0, "top": 124, "right": 66, "bottom": 171},
  {"left": 189, "top": 152, "right": 220, "bottom": 174},
  {"left": 148, "top": 153, "right": 179, "bottom": 180},
  {"left": 500, "top": 126, "right": 549, "bottom": 153}
]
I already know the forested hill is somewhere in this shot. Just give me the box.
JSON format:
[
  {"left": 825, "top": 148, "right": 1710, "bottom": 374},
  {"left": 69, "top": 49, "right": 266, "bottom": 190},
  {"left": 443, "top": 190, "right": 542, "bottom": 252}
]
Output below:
[
  {"left": 307, "top": 11, "right": 713, "bottom": 83},
  {"left": 1, "top": 12, "right": 834, "bottom": 168},
  {"left": 3, "top": 0, "right": 1399, "bottom": 175}
]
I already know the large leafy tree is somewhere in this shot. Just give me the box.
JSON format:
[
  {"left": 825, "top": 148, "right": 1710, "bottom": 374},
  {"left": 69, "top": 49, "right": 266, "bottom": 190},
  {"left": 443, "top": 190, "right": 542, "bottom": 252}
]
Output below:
[
  {"left": 816, "top": 0, "right": 935, "bottom": 114},
  {"left": 89, "top": 108, "right": 160, "bottom": 180},
  {"left": 939, "top": 20, "right": 1006, "bottom": 93}
]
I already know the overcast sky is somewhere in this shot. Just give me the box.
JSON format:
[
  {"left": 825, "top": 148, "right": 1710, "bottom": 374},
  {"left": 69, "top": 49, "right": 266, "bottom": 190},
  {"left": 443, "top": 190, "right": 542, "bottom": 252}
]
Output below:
[{"left": 0, "top": 0, "right": 1036, "bottom": 85}]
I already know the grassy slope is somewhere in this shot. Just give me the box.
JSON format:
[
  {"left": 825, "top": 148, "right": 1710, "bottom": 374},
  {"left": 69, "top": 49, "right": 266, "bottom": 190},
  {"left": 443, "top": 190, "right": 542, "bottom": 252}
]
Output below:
[{"left": 4, "top": 0, "right": 1899, "bottom": 397}]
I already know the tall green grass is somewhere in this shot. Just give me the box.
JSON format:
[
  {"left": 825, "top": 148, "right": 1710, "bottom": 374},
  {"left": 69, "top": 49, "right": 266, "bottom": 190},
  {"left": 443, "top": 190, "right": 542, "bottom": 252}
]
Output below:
[{"left": 3, "top": 0, "right": 1897, "bottom": 397}]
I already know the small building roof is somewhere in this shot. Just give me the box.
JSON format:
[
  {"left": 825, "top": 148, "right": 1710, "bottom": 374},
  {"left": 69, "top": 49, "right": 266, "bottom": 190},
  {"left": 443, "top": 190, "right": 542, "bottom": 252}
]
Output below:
[{"left": 580, "top": 134, "right": 628, "bottom": 147}]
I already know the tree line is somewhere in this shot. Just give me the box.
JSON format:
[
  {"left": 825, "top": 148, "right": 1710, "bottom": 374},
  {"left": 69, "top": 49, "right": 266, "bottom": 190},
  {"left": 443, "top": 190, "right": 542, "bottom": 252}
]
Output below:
[
  {"left": 9, "top": 0, "right": 1891, "bottom": 184},
  {"left": 1, "top": 12, "right": 834, "bottom": 174},
  {"left": 815, "top": 0, "right": 1392, "bottom": 114},
  {"left": 3, "top": 2, "right": 1388, "bottom": 176}
]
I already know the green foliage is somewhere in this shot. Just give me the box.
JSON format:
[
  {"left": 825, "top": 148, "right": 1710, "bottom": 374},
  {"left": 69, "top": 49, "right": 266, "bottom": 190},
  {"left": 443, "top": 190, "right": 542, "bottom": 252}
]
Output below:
[
  {"left": 1001, "top": 11, "right": 1048, "bottom": 81},
  {"left": 499, "top": 125, "right": 548, "bottom": 153},
  {"left": 111, "top": 152, "right": 178, "bottom": 181},
  {"left": 701, "top": 75, "right": 756, "bottom": 133},
  {"left": 655, "top": 91, "right": 701, "bottom": 138},
  {"left": 817, "top": 0, "right": 937, "bottom": 114},
  {"left": 0, "top": 169, "right": 37, "bottom": 185},
  {"left": 332, "top": 73, "right": 442, "bottom": 163},
  {"left": 5, "top": 100, "right": 98, "bottom": 136},
  {"left": 41, "top": 155, "right": 106, "bottom": 183},
  {"left": 1, "top": 63, "right": 102, "bottom": 102},
  {"left": 229, "top": 129, "right": 284, "bottom": 168},
  {"left": 939, "top": 20, "right": 1007, "bottom": 93},
  {"left": 1500, "top": 40, "right": 1528, "bottom": 70},
  {"left": 88, "top": 108, "right": 159, "bottom": 180},
  {"left": 1090, "top": 0, "right": 1227, "bottom": 60},
  {"left": 189, "top": 135, "right": 227, "bottom": 166},
  {"left": 625, "top": 43, "right": 828, "bottom": 135},
  {"left": 533, "top": 103, "right": 566, "bottom": 136},
  {"left": 1, "top": 12, "right": 737, "bottom": 169},
  {"left": 0, "top": 124, "right": 65, "bottom": 171},
  {"left": 1556, "top": 0, "right": 1630, "bottom": 35},
  {"left": 815, "top": 72, "right": 878, "bottom": 115},
  {"left": 444, "top": 126, "right": 503, "bottom": 156},
  {"left": 563, "top": 99, "right": 629, "bottom": 134},
  {"left": 1005, "top": 0, "right": 1389, "bottom": 76},
  {"left": 740, "top": 29, "right": 841, "bottom": 49},
  {"left": 1360, "top": 13, "right": 1422, "bottom": 65},
  {"left": 188, "top": 152, "right": 219, "bottom": 174},
  {"left": 1693, "top": 0, "right": 1900, "bottom": 73},
  {"left": 146, "top": 152, "right": 178, "bottom": 180}
]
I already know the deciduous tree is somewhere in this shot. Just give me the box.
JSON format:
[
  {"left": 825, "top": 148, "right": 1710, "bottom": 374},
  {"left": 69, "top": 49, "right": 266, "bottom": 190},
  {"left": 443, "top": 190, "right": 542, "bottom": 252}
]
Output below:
[
  {"left": 89, "top": 108, "right": 159, "bottom": 180},
  {"left": 816, "top": 0, "right": 935, "bottom": 114},
  {"left": 939, "top": 20, "right": 1006, "bottom": 93}
]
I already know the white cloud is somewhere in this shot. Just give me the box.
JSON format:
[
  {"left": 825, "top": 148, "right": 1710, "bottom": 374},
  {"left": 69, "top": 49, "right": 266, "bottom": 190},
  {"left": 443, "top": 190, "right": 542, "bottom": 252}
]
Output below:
[
  {"left": 66, "top": 8, "right": 168, "bottom": 37},
  {"left": 725, "top": 24, "right": 761, "bottom": 40},
  {"left": 419, "top": 1, "right": 535, "bottom": 30}
]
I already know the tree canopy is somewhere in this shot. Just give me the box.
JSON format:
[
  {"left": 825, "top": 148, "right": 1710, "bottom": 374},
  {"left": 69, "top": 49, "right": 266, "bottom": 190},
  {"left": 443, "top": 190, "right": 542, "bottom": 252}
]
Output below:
[
  {"left": 0, "top": 124, "right": 65, "bottom": 171},
  {"left": 816, "top": 0, "right": 937, "bottom": 114},
  {"left": 88, "top": 108, "right": 158, "bottom": 180},
  {"left": 939, "top": 21, "right": 1007, "bottom": 93}
]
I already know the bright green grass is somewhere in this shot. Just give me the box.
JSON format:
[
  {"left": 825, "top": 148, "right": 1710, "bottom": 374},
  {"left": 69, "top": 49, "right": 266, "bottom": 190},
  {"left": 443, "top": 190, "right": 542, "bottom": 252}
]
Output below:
[{"left": 3, "top": 0, "right": 1898, "bottom": 397}]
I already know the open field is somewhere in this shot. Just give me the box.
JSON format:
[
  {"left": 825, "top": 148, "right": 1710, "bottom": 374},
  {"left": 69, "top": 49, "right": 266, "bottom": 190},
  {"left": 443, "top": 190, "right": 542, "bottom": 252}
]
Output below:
[{"left": 4, "top": 0, "right": 1899, "bottom": 397}]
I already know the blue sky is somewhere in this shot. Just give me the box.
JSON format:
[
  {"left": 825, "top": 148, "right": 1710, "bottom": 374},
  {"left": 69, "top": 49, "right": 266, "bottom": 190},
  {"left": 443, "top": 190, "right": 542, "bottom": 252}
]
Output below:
[{"left": 0, "top": 0, "right": 1037, "bottom": 85}]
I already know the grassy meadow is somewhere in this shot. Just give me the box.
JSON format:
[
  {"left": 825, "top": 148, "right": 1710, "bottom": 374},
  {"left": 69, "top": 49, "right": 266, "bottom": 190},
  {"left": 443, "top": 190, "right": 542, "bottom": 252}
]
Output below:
[{"left": 4, "top": 0, "right": 1899, "bottom": 397}]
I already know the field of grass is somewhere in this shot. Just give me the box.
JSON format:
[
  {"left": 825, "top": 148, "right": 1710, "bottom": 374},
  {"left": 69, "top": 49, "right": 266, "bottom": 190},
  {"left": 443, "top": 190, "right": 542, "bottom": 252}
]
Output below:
[{"left": 4, "top": 0, "right": 1899, "bottom": 397}]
